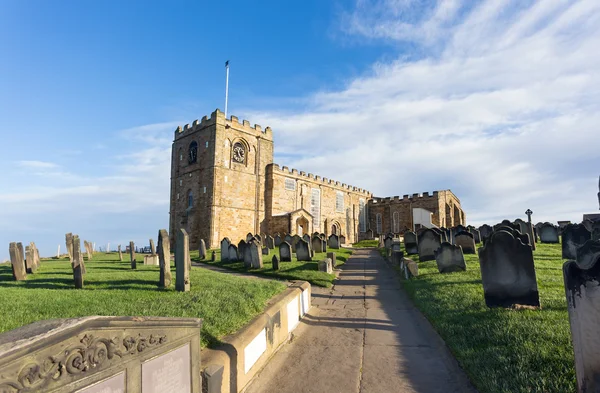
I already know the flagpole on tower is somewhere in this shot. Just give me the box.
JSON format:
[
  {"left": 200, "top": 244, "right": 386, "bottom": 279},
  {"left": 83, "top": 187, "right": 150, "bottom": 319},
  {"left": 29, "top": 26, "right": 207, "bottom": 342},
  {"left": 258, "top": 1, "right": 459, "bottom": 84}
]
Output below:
[{"left": 225, "top": 60, "right": 230, "bottom": 118}]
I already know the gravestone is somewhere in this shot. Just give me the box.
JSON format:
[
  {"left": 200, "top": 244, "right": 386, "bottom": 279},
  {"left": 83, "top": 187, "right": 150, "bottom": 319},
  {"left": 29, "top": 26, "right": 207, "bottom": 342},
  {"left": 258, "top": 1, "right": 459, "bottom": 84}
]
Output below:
[
  {"left": 302, "top": 234, "right": 310, "bottom": 243},
  {"left": 279, "top": 241, "right": 292, "bottom": 262},
  {"left": 366, "top": 228, "right": 374, "bottom": 239},
  {"left": 144, "top": 255, "right": 159, "bottom": 265},
  {"left": 391, "top": 250, "right": 403, "bottom": 267},
  {"left": 310, "top": 249, "right": 315, "bottom": 258},
  {"left": 321, "top": 239, "right": 327, "bottom": 253},
  {"left": 291, "top": 235, "right": 301, "bottom": 252},
  {"left": 576, "top": 240, "right": 600, "bottom": 269},
  {"left": 592, "top": 221, "right": 600, "bottom": 241},
  {"left": 339, "top": 235, "right": 346, "bottom": 245},
  {"left": 175, "top": 229, "right": 190, "bottom": 292},
  {"left": 118, "top": 244, "right": 123, "bottom": 261},
  {"left": 238, "top": 240, "right": 248, "bottom": 260},
  {"left": 432, "top": 228, "right": 447, "bottom": 243},
  {"left": 262, "top": 246, "right": 269, "bottom": 255},
  {"left": 403, "top": 258, "right": 418, "bottom": 279},
  {"left": 514, "top": 219, "right": 529, "bottom": 236},
  {"left": 563, "top": 254, "right": 600, "bottom": 393},
  {"left": 0, "top": 316, "right": 202, "bottom": 393},
  {"left": 129, "top": 241, "right": 136, "bottom": 269},
  {"left": 384, "top": 236, "right": 393, "bottom": 251},
  {"left": 274, "top": 234, "right": 282, "bottom": 247},
  {"left": 562, "top": 224, "right": 592, "bottom": 260},
  {"left": 539, "top": 223, "right": 560, "bottom": 243},
  {"left": 417, "top": 229, "right": 442, "bottom": 262},
  {"left": 391, "top": 239, "right": 401, "bottom": 253},
  {"left": 246, "top": 232, "right": 254, "bottom": 242},
  {"left": 581, "top": 219, "right": 594, "bottom": 233},
  {"left": 9, "top": 242, "right": 26, "bottom": 281},
  {"left": 296, "top": 239, "right": 312, "bottom": 262},
  {"left": 254, "top": 233, "right": 262, "bottom": 243},
  {"left": 16, "top": 242, "right": 25, "bottom": 269},
  {"left": 328, "top": 234, "right": 340, "bottom": 249},
  {"left": 72, "top": 235, "right": 84, "bottom": 289},
  {"left": 211, "top": 250, "right": 216, "bottom": 261},
  {"left": 266, "top": 235, "right": 275, "bottom": 249},
  {"left": 25, "top": 245, "right": 35, "bottom": 274},
  {"left": 327, "top": 252, "right": 337, "bottom": 268},
  {"left": 468, "top": 227, "right": 481, "bottom": 244},
  {"left": 478, "top": 224, "right": 493, "bottom": 240},
  {"left": 149, "top": 238, "right": 156, "bottom": 254},
  {"left": 478, "top": 230, "right": 540, "bottom": 308},
  {"left": 272, "top": 255, "right": 280, "bottom": 270},
  {"left": 65, "top": 232, "right": 74, "bottom": 262},
  {"left": 228, "top": 244, "right": 239, "bottom": 262},
  {"left": 318, "top": 258, "right": 333, "bottom": 274},
  {"left": 404, "top": 231, "right": 418, "bottom": 255},
  {"left": 158, "top": 229, "right": 172, "bottom": 288},
  {"left": 245, "top": 239, "right": 263, "bottom": 269},
  {"left": 311, "top": 236, "right": 323, "bottom": 253},
  {"left": 284, "top": 234, "right": 293, "bottom": 247},
  {"left": 198, "top": 239, "right": 206, "bottom": 260},
  {"left": 434, "top": 242, "right": 466, "bottom": 273},
  {"left": 454, "top": 231, "right": 476, "bottom": 254},
  {"left": 220, "top": 238, "right": 231, "bottom": 262}
]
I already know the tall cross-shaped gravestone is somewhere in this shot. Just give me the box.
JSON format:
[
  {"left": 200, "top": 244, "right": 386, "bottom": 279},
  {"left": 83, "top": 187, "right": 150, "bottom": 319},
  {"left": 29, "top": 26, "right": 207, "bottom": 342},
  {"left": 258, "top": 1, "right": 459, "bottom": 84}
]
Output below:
[{"left": 525, "top": 209, "right": 536, "bottom": 250}]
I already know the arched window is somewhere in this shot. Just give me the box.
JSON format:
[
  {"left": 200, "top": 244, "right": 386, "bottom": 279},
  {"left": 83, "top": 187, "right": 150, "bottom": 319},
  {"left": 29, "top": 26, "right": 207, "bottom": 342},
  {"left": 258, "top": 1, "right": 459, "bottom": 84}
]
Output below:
[
  {"left": 187, "top": 191, "right": 193, "bottom": 209},
  {"left": 376, "top": 213, "right": 382, "bottom": 234},
  {"left": 188, "top": 141, "right": 198, "bottom": 164},
  {"left": 393, "top": 212, "right": 399, "bottom": 233}
]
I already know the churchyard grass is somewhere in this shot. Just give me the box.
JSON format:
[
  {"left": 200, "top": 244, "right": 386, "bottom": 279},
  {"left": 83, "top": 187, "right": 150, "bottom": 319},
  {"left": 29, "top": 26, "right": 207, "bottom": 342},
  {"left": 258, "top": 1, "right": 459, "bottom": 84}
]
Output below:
[
  {"left": 393, "top": 242, "right": 574, "bottom": 393},
  {"left": 0, "top": 252, "right": 286, "bottom": 348},
  {"left": 351, "top": 239, "right": 379, "bottom": 248},
  {"left": 193, "top": 246, "right": 353, "bottom": 288}
]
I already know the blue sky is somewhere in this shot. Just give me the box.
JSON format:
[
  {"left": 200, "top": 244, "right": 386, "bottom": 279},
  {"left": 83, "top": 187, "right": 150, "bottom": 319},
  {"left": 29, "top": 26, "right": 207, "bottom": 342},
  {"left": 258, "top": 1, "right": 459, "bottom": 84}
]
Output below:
[{"left": 1, "top": 0, "right": 599, "bottom": 259}]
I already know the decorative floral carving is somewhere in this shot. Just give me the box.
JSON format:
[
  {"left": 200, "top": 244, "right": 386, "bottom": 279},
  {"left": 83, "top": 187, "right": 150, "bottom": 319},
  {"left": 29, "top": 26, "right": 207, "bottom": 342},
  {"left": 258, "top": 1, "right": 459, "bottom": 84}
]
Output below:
[{"left": 0, "top": 332, "right": 167, "bottom": 392}]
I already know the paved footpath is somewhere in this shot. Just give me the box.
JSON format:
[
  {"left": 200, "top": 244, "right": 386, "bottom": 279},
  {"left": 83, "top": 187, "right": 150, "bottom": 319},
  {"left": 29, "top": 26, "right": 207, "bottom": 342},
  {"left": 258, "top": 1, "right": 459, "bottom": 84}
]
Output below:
[{"left": 245, "top": 248, "right": 478, "bottom": 393}]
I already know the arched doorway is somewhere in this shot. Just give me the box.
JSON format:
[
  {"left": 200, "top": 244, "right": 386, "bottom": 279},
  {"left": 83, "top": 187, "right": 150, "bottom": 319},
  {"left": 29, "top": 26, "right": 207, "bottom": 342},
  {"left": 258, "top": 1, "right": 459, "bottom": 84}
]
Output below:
[
  {"left": 330, "top": 221, "right": 341, "bottom": 237},
  {"left": 296, "top": 216, "right": 309, "bottom": 236}
]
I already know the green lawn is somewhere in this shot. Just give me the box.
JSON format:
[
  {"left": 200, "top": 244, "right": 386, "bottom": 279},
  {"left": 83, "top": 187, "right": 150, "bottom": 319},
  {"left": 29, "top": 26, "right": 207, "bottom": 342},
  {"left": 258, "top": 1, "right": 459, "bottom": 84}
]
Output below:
[
  {"left": 193, "top": 246, "right": 353, "bottom": 288},
  {"left": 0, "top": 252, "right": 286, "bottom": 348},
  {"left": 352, "top": 239, "right": 379, "bottom": 248},
  {"left": 388, "top": 242, "right": 575, "bottom": 393}
]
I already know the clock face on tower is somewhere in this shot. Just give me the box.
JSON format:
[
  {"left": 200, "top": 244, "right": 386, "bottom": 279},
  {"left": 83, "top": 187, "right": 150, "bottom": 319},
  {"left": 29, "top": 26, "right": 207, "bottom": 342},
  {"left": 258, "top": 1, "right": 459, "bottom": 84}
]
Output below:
[
  {"left": 188, "top": 141, "right": 198, "bottom": 164},
  {"left": 232, "top": 142, "right": 245, "bottom": 164}
]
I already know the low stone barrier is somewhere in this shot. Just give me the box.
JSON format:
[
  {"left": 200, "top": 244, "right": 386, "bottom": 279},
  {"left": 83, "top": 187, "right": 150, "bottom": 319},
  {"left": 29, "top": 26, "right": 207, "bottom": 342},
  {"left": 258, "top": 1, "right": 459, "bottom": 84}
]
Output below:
[{"left": 201, "top": 281, "right": 311, "bottom": 393}]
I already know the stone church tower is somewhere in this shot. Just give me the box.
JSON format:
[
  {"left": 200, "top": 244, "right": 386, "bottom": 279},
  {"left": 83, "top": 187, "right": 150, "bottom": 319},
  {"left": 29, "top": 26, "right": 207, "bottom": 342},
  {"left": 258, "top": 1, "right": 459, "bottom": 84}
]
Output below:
[{"left": 169, "top": 109, "right": 273, "bottom": 249}]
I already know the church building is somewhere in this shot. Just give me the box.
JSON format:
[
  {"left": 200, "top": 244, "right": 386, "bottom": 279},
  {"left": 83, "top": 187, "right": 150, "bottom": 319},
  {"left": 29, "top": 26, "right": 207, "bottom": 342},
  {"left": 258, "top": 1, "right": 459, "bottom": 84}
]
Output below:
[{"left": 169, "top": 109, "right": 466, "bottom": 249}]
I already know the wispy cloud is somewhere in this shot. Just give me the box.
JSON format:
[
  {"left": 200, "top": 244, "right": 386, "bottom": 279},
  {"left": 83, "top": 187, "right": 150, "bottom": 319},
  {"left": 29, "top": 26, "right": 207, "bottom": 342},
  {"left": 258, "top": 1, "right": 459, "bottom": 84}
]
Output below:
[{"left": 17, "top": 160, "right": 59, "bottom": 169}]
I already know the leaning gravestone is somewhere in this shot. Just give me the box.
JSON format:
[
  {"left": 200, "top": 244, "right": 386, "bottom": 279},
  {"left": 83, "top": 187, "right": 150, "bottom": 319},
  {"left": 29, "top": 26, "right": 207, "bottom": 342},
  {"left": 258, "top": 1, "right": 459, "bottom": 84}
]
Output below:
[
  {"left": 150, "top": 238, "right": 156, "bottom": 254},
  {"left": 417, "top": 229, "right": 442, "bottom": 262},
  {"left": 434, "top": 242, "right": 466, "bottom": 273},
  {"left": 562, "top": 224, "right": 592, "bottom": 260},
  {"left": 158, "top": 229, "right": 172, "bottom": 288},
  {"left": 25, "top": 245, "right": 36, "bottom": 274},
  {"left": 65, "top": 232, "right": 74, "bottom": 262},
  {"left": 404, "top": 231, "right": 418, "bottom": 255},
  {"left": 479, "top": 230, "right": 540, "bottom": 308},
  {"left": 220, "top": 238, "right": 231, "bottom": 262},
  {"left": 266, "top": 235, "right": 275, "bottom": 249},
  {"left": 454, "top": 231, "right": 476, "bottom": 254},
  {"left": 72, "top": 235, "right": 84, "bottom": 289},
  {"left": 311, "top": 236, "right": 323, "bottom": 253},
  {"left": 9, "top": 242, "right": 26, "bottom": 281},
  {"left": 198, "top": 239, "right": 206, "bottom": 260},
  {"left": 539, "top": 223, "right": 560, "bottom": 243},
  {"left": 129, "top": 241, "right": 136, "bottom": 269},
  {"left": 279, "top": 241, "right": 292, "bottom": 262},
  {"left": 563, "top": 254, "right": 600, "bottom": 393},
  {"left": 328, "top": 234, "right": 340, "bottom": 250},
  {"left": 296, "top": 239, "right": 312, "bottom": 262},
  {"left": 175, "top": 228, "right": 190, "bottom": 292},
  {"left": 272, "top": 255, "right": 280, "bottom": 271},
  {"left": 118, "top": 244, "right": 123, "bottom": 261},
  {"left": 318, "top": 258, "right": 333, "bottom": 273},
  {"left": 0, "top": 316, "right": 202, "bottom": 393},
  {"left": 246, "top": 239, "right": 263, "bottom": 269}
]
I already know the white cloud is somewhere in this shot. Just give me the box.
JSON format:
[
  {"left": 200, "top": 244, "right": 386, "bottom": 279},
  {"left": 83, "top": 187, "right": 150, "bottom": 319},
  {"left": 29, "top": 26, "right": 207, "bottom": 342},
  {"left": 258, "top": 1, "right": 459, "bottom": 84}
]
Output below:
[
  {"left": 246, "top": 0, "right": 600, "bottom": 226},
  {"left": 17, "top": 160, "right": 59, "bottom": 169}
]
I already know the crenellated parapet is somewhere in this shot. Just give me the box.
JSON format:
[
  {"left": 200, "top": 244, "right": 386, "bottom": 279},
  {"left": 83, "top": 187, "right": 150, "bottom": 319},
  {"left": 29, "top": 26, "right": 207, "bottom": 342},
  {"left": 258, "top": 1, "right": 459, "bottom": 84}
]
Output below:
[
  {"left": 369, "top": 190, "right": 445, "bottom": 204},
  {"left": 174, "top": 109, "right": 273, "bottom": 141},
  {"left": 267, "top": 163, "right": 372, "bottom": 196}
]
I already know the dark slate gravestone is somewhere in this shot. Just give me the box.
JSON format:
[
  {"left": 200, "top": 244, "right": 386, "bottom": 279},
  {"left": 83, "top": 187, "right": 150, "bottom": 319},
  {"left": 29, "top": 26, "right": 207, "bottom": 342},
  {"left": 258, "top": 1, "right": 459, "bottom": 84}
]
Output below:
[
  {"left": 538, "top": 222, "right": 559, "bottom": 243},
  {"left": 246, "top": 239, "right": 263, "bottom": 268},
  {"left": 228, "top": 244, "right": 239, "bottom": 262},
  {"left": 478, "top": 230, "right": 540, "bottom": 308},
  {"left": 296, "top": 239, "right": 312, "bottom": 262},
  {"left": 0, "top": 316, "right": 202, "bottom": 393},
  {"left": 158, "top": 229, "right": 172, "bottom": 288},
  {"left": 434, "top": 242, "right": 466, "bottom": 273},
  {"left": 576, "top": 240, "right": 600, "bottom": 269},
  {"left": 272, "top": 255, "right": 280, "bottom": 270},
  {"left": 279, "top": 241, "right": 292, "bottom": 262},
  {"left": 198, "top": 239, "right": 206, "bottom": 260},
  {"left": 211, "top": 250, "right": 216, "bottom": 261},
  {"left": 478, "top": 224, "right": 493, "bottom": 241},
  {"left": 432, "top": 228, "right": 447, "bottom": 243},
  {"left": 284, "top": 234, "right": 293, "bottom": 248},
  {"left": 291, "top": 235, "right": 301, "bottom": 252},
  {"left": 485, "top": 226, "right": 530, "bottom": 247},
  {"left": 321, "top": 239, "right": 327, "bottom": 253},
  {"left": 220, "top": 237, "right": 231, "bottom": 262},
  {"left": 339, "top": 235, "right": 346, "bottom": 245},
  {"left": 417, "top": 229, "right": 442, "bottom": 262},
  {"left": 175, "top": 229, "right": 190, "bottom": 292},
  {"left": 563, "top": 253, "right": 600, "bottom": 393},
  {"left": 454, "top": 231, "right": 476, "bottom": 254},
  {"left": 581, "top": 219, "right": 594, "bottom": 233},
  {"left": 384, "top": 236, "right": 393, "bottom": 251},
  {"left": 391, "top": 240, "right": 401, "bottom": 253},
  {"left": 366, "top": 228, "right": 374, "bottom": 239},
  {"left": 9, "top": 242, "right": 26, "bottom": 281},
  {"left": 246, "top": 232, "right": 254, "bottom": 242},
  {"left": 328, "top": 234, "right": 340, "bottom": 249},
  {"left": 391, "top": 250, "right": 403, "bottom": 266},
  {"left": 514, "top": 219, "right": 529, "bottom": 236},
  {"left": 468, "top": 227, "right": 481, "bottom": 244},
  {"left": 238, "top": 240, "right": 248, "bottom": 260},
  {"left": 562, "top": 224, "right": 592, "bottom": 260},
  {"left": 262, "top": 246, "right": 269, "bottom": 255},
  {"left": 254, "top": 233, "right": 262, "bottom": 243},
  {"left": 404, "top": 231, "right": 418, "bottom": 255},
  {"left": 302, "top": 234, "right": 310, "bottom": 243},
  {"left": 274, "top": 235, "right": 282, "bottom": 247},
  {"left": 72, "top": 235, "right": 84, "bottom": 289},
  {"left": 311, "top": 236, "right": 323, "bottom": 253},
  {"left": 592, "top": 221, "right": 600, "bottom": 241},
  {"left": 266, "top": 235, "right": 275, "bottom": 249}
]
